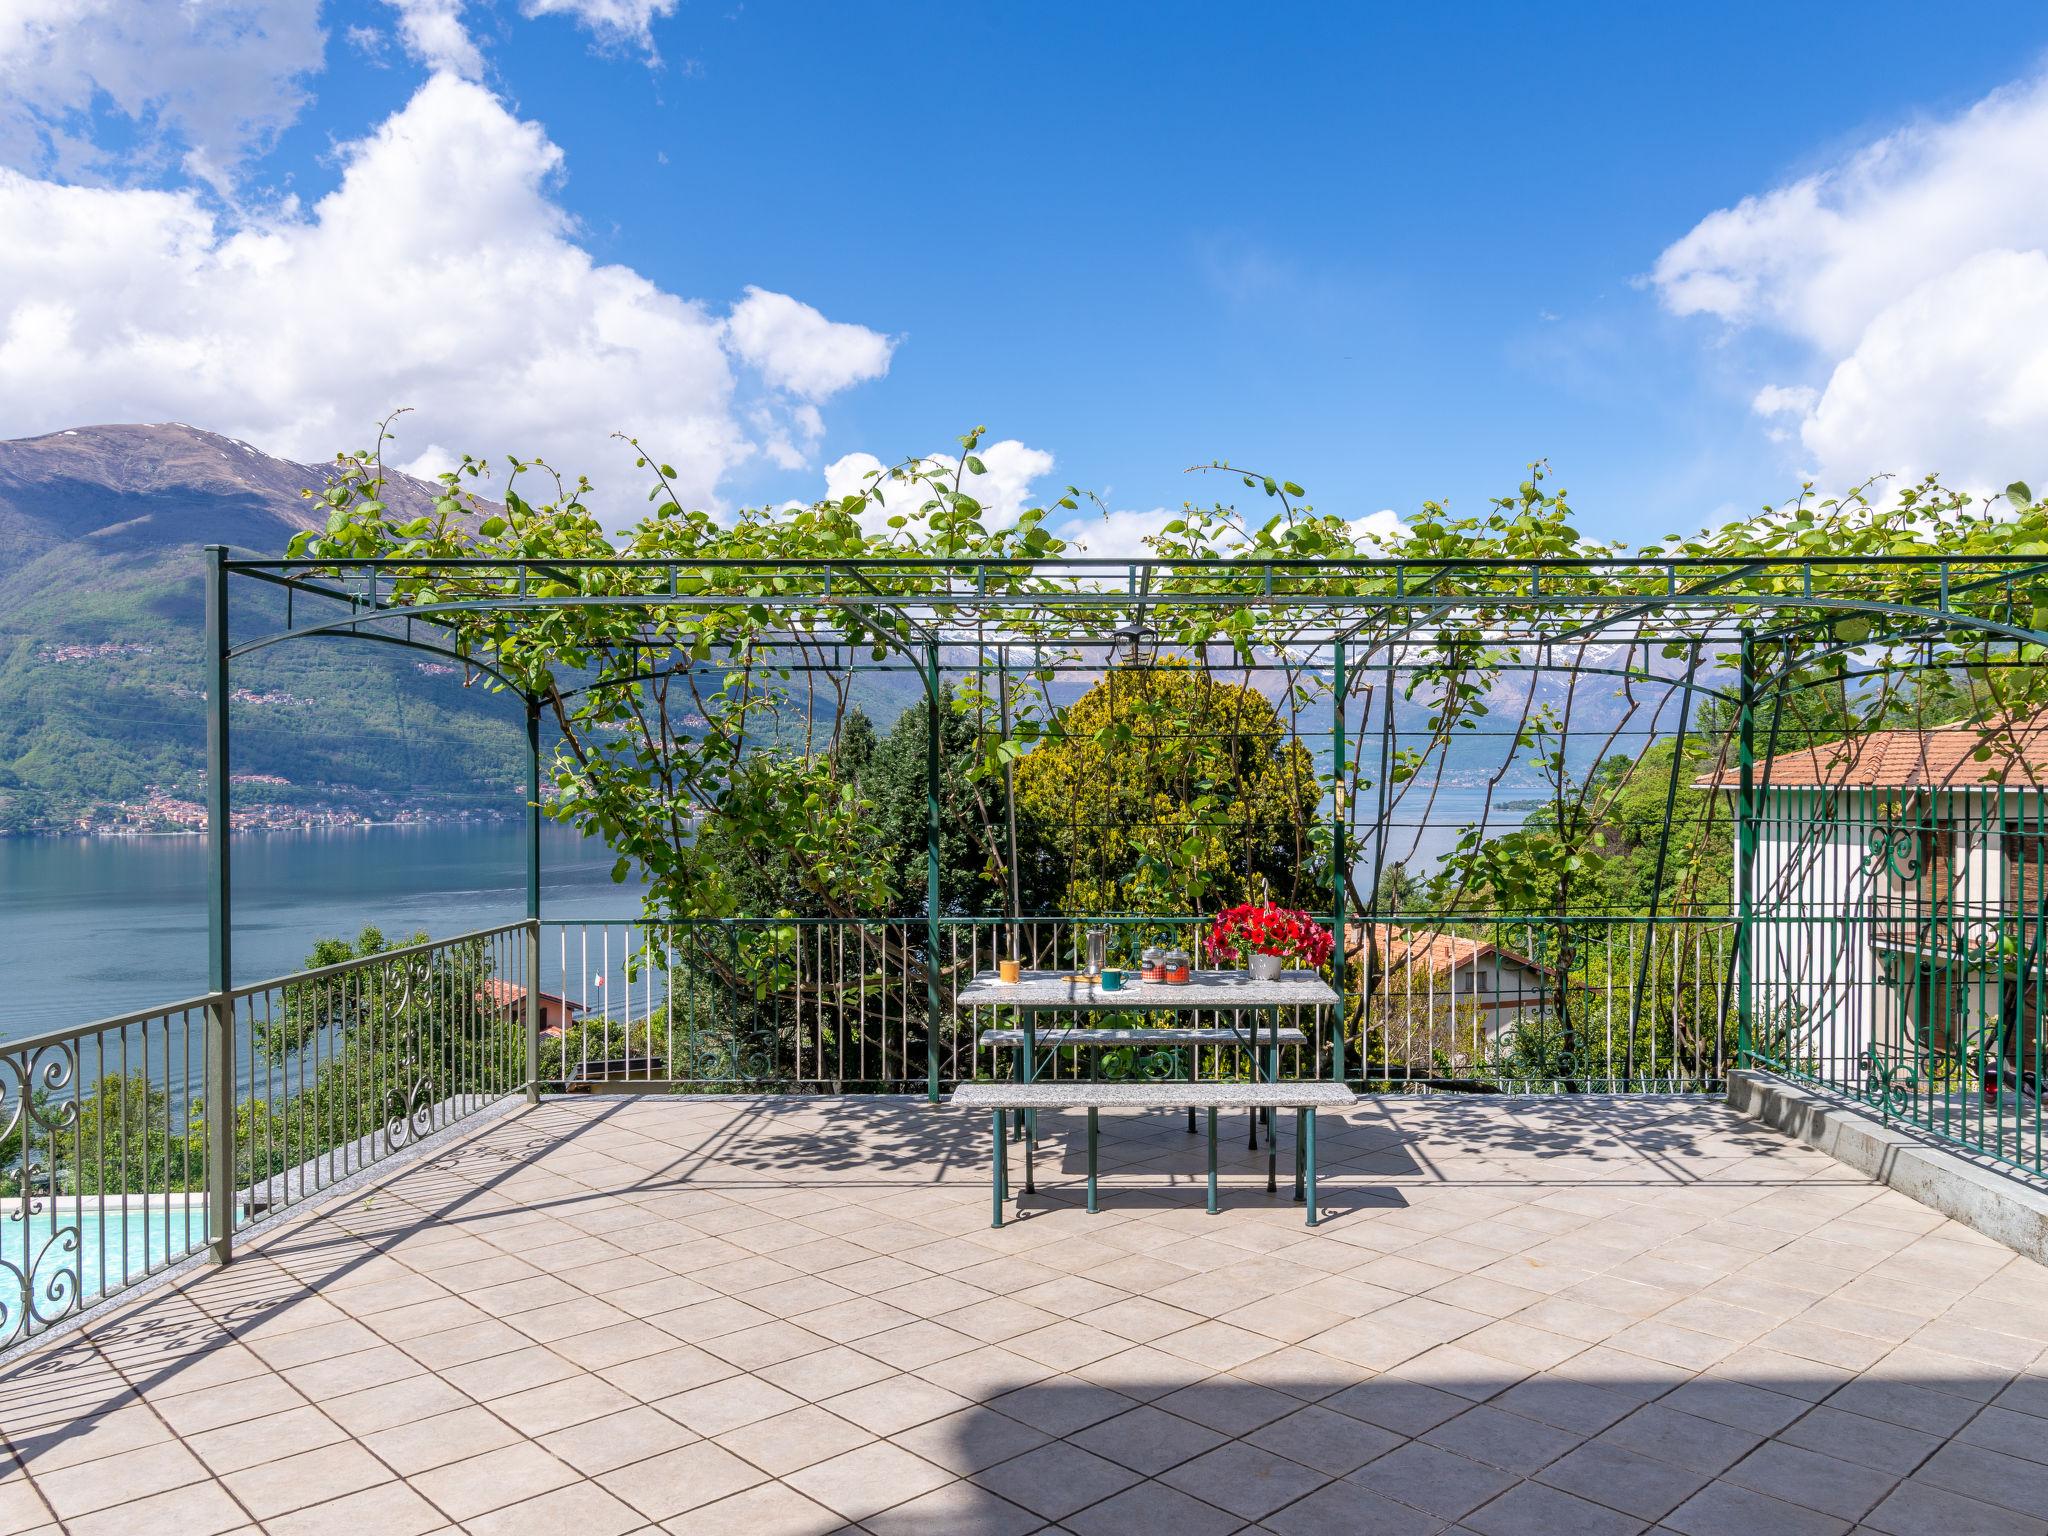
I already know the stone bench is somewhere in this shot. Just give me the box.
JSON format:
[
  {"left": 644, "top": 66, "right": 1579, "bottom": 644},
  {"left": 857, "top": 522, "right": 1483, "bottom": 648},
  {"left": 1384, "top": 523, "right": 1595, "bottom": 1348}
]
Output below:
[
  {"left": 976, "top": 1025, "right": 1313, "bottom": 1142},
  {"left": 951, "top": 1081, "right": 1353, "bottom": 1226}
]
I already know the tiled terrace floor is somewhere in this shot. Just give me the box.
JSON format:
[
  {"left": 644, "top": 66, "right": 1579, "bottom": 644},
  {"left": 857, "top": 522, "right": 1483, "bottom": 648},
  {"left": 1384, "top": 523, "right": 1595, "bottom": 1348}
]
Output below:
[{"left": 5, "top": 1095, "right": 2048, "bottom": 1536}]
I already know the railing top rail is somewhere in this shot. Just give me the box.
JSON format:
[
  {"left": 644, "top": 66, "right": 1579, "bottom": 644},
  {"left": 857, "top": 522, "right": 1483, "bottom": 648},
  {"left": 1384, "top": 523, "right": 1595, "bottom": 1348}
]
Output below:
[
  {"left": 539, "top": 912, "right": 1738, "bottom": 926},
  {"left": 0, "top": 992, "right": 222, "bottom": 1056},
  {"left": 1, "top": 921, "right": 540, "bottom": 1059},
  {"left": 230, "top": 921, "right": 534, "bottom": 997}
]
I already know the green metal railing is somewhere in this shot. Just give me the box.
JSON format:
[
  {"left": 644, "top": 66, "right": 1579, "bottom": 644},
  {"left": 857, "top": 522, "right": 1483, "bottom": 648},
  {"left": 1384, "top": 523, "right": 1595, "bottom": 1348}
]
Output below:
[
  {"left": 0, "top": 923, "right": 530, "bottom": 1351},
  {"left": 1741, "top": 778, "right": 2048, "bottom": 1177},
  {"left": 534, "top": 912, "right": 1738, "bottom": 1096}
]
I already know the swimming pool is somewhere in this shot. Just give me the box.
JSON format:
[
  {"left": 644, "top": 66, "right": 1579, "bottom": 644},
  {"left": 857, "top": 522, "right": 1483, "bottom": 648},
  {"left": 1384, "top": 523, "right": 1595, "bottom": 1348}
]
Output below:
[{"left": 2, "top": 1199, "right": 207, "bottom": 1303}]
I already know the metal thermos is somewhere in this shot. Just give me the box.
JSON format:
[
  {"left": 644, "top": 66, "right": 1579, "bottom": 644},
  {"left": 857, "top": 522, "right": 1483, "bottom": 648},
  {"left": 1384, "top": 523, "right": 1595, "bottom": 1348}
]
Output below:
[{"left": 1085, "top": 926, "right": 1109, "bottom": 977}]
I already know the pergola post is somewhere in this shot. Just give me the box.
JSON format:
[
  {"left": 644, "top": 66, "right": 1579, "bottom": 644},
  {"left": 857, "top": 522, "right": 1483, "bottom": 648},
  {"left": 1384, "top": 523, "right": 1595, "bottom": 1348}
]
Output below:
[
  {"left": 925, "top": 642, "right": 943, "bottom": 1103},
  {"left": 1736, "top": 628, "right": 1756, "bottom": 1068},
  {"left": 203, "top": 546, "right": 236, "bottom": 1266},
  {"left": 525, "top": 694, "right": 543, "bottom": 1106},
  {"left": 1329, "top": 640, "right": 1347, "bottom": 1084}
]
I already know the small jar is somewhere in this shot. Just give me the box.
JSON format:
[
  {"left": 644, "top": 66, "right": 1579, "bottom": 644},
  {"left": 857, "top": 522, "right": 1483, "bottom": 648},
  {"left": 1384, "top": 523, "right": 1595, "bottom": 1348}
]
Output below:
[
  {"left": 1140, "top": 946, "right": 1166, "bottom": 982},
  {"left": 1163, "top": 948, "right": 1192, "bottom": 984}
]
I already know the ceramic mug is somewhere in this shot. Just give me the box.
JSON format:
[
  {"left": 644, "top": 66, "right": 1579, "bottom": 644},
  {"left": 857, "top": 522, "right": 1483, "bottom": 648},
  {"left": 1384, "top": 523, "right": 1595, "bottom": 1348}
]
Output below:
[
  {"left": 1100, "top": 968, "right": 1124, "bottom": 991},
  {"left": 998, "top": 959, "right": 1021, "bottom": 983}
]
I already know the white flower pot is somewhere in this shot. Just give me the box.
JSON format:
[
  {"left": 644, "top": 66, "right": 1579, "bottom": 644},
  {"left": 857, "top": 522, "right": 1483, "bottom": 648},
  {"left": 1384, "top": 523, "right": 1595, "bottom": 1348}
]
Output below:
[{"left": 1248, "top": 953, "right": 1284, "bottom": 982}]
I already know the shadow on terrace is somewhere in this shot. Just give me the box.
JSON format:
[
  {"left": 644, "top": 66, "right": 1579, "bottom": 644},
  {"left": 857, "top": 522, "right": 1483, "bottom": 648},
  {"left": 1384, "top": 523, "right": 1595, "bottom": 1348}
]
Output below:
[{"left": 2, "top": 1093, "right": 2044, "bottom": 1535}]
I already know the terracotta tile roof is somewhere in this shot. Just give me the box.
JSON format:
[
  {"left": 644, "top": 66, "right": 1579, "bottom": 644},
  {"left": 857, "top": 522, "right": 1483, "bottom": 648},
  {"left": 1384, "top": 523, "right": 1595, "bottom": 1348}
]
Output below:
[
  {"left": 477, "top": 979, "right": 582, "bottom": 1012},
  {"left": 1345, "top": 922, "right": 1557, "bottom": 978},
  {"left": 1693, "top": 716, "right": 2048, "bottom": 791}
]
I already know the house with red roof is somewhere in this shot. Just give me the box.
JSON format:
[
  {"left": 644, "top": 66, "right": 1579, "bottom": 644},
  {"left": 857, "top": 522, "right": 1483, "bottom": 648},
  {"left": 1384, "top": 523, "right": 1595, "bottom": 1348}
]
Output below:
[{"left": 1695, "top": 716, "right": 2048, "bottom": 1103}]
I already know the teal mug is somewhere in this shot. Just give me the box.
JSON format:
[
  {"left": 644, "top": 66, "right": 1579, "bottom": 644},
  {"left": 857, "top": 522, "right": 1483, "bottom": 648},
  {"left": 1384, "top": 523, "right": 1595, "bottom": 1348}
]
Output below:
[{"left": 1099, "top": 968, "right": 1124, "bottom": 991}]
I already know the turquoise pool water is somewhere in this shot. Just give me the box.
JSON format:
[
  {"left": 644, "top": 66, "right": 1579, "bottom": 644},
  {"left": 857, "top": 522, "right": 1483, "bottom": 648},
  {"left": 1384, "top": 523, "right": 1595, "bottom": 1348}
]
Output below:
[{"left": 2, "top": 1203, "right": 206, "bottom": 1301}]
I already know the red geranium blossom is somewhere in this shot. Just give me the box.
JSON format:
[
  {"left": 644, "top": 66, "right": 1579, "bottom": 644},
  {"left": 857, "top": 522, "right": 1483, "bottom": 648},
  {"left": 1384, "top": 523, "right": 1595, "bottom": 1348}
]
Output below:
[{"left": 1205, "top": 902, "right": 1334, "bottom": 968}]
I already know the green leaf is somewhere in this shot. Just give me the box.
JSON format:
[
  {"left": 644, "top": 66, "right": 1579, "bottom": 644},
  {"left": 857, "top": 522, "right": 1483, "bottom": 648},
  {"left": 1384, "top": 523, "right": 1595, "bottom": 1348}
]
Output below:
[{"left": 2008, "top": 481, "right": 2033, "bottom": 505}]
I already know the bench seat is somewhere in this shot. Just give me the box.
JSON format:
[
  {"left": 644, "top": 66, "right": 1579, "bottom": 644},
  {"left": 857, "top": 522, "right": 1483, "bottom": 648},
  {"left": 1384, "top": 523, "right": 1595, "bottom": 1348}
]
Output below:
[
  {"left": 952, "top": 1082, "right": 1349, "bottom": 1110},
  {"left": 952, "top": 1082, "right": 1350, "bottom": 1225}
]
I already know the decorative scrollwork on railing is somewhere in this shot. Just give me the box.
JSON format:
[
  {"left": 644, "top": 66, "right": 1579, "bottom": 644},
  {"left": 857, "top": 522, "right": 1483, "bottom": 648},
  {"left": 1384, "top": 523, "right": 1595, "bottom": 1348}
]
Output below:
[
  {"left": 1, "top": 1039, "right": 80, "bottom": 1137},
  {"left": 0, "top": 1224, "right": 82, "bottom": 1349},
  {"left": 384, "top": 1066, "right": 437, "bottom": 1149},
  {"left": 1863, "top": 1041, "right": 1918, "bottom": 1117},
  {"left": 1863, "top": 825, "right": 1921, "bottom": 883}
]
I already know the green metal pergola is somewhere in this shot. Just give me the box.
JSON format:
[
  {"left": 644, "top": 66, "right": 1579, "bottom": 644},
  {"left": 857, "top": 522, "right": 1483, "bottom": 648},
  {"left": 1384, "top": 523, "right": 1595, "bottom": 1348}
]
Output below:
[{"left": 200, "top": 544, "right": 2048, "bottom": 1158}]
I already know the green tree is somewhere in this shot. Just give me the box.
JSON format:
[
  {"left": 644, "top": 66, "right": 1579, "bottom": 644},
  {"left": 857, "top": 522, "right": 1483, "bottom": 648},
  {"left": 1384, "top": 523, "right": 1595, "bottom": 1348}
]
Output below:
[{"left": 1014, "top": 663, "right": 1326, "bottom": 914}]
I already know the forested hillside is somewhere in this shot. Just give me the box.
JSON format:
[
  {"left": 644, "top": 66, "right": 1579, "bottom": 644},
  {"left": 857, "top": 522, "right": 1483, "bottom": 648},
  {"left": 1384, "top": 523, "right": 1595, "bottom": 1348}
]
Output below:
[{"left": 0, "top": 424, "right": 528, "bottom": 834}]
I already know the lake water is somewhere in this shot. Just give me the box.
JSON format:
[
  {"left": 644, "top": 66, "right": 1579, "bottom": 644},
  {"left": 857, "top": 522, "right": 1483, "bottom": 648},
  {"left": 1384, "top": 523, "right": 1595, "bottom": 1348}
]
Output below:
[
  {"left": 1, "top": 788, "right": 1508, "bottom": 1046},
  {"left": 0, "top": 823, "right": 647, "bottom": 1043}
]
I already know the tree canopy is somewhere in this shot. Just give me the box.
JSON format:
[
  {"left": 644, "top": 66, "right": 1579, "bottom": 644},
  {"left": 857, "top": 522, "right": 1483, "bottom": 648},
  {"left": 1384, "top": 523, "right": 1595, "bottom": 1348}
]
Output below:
[{"left": 1013, "top": 664, "right": 1325, "bottom": 914}]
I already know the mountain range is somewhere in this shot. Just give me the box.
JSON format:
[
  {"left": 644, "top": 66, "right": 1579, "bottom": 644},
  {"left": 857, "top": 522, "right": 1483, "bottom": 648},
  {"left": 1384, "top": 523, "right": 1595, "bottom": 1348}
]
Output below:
[
  {"left": 0, "top": 423, "right": 525, "bottom": 835},
  {"left": 0, "top": 423, "right": 1698, "bottom": 836}
]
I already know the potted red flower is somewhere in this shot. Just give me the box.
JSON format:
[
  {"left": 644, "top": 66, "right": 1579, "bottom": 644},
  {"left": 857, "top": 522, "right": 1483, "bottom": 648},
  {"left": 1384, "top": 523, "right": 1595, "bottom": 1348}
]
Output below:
[{"left": 1205, "top": 902, "right": 1334, "bottom": 982}]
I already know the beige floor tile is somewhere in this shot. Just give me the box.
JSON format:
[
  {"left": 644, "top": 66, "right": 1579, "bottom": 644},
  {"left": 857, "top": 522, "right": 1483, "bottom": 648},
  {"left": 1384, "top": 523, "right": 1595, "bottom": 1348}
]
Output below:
[
  {"left": 31, "top": 1439, "right": 207, "bottom": 1517},
  {"left": 600, "top": 1441, "right": 770, "bottom": 1520},
  {"left": 755, "top": 1343, "right": 899, "bottom": 1401},
  {"left": 548, "top": 1404, "right": 699, "bottom": 1475},
  {"left": 463, "top": 1478, "right": 645, "bottom": 1536},
  {"left": 656, "top": 1477, "right": 844, "bottom": 1535},
  {"left": 863, "top": 1477, "right": 1044, "bottom": 1536},
  {"left": 261, "top": 1479, "right": 446, "bottom": 1536},
  {"left": 61, "top": 1477, "right": 246, "bottom": 1536},
  {"left": 314, "top": 1349, "right": 457, "bottom": 1422},
  {"left": 820, "top": 1375, "right": 973, "bottom": 1436},
  {"left": 785, "top": 1442, "right": 952, "bottom": 1522},
  {"left": 658, "top": 1373, "right": 805, "bottom": 1435},
  {"left": 189, "top": 1404, "right": 347, "bottom": 1473},
  {"left": 714, "top": 1404, "right": 872, "bottom": 1476},
  {"left": 221, "top": 1442, "right": 391, "bottom": 1520},
  {"left": 405, "top": 1442, "right": 580, "bottom": 1522},
  {"left": 361, "top": 1404, "right": 522, "bottom": 1475}
]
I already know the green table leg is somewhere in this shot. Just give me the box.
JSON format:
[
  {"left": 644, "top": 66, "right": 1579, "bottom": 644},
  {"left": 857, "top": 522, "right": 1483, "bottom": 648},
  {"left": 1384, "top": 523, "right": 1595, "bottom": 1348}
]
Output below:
[
  {"left": 1293, "top": 1108, "right": 1306, "bottom": 1202},
  {"left": 1246, "top": 1021, "right": 1259, "bottom": 1150},
  {"left": 1267, "top": 1006, "right": 1281, "bottom": 1149},
  {"left": 1186, "top": 1046, "right": 1196, "bottom": 1133},
  {"left": 1086, "top": 1108, "right": 1098, "bottom": 1214},
  {"left": 992, "top": 1110, "right": 1006, "bottom": 1228},
  {"left": 1305, "top": 1106, "right": 1318, "bottom": 1227},
  {"left": 1206, "top": 1108, "right": 1219, "bottom": 1215},
  {"left": 1023, "top": 1010, "right": 1038, "bottom": 1145}
]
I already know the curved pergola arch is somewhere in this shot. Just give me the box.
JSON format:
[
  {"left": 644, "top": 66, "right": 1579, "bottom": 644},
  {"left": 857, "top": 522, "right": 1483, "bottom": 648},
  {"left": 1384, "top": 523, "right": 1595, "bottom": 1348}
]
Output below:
[{"left": 204, "top": 546, "right": 2048, "bottom": 1100}]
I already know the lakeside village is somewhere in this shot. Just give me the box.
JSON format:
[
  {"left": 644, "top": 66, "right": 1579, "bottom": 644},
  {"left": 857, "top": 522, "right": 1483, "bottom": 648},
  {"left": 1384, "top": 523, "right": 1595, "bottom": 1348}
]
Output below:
[
  {"left": 62, "top": 780, "right": 530, "bottom": 837},
  {"left": 25, "top": 645, "right": 535, "bottom": 835}
]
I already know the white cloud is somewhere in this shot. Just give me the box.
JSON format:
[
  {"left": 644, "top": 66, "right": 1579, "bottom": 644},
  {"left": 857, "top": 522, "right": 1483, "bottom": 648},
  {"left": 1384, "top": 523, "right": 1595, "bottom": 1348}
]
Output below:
[
  {"left": 1652, "top": 70, "right": 2048, "bottom": 493},
  {"left": 1751, "top": 384, "right": 1817, "bottom": 419},
  {"left": 726, "top": 287, "right": 896, "bottom": 402},
  {"left": 520, "top": 0, "right": 679, "bottom": 58},
  {"left": 1348, "top": 508, "right": 1408, "bottom": 549},
  {"left": 382, "top": 0, "right": 483, "bottom": 79},
  {"left": 0, "top": 0, "right": 325, "bottom": 184},
  {"left": 1053, "top": 507, "right": 1170, "bottom": 558},
  {"left": 824, "top": 439, "right": 1055, "bottom": 538},
  {"left": 0, "top": 74, "right": 891, "bottom": 518}
]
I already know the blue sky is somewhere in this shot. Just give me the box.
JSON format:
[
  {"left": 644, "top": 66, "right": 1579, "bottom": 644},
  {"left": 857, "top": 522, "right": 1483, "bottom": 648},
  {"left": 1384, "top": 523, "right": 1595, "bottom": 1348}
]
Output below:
[{"left": 6, "top": 2, "right": 2048, "bottom": 546}]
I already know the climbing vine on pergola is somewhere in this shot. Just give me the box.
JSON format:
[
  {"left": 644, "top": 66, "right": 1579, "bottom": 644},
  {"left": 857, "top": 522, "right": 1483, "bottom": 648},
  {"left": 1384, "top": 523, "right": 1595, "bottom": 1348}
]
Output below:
[{"left": 202, "top": 424, "right": 2048, "bottom": 1096}]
